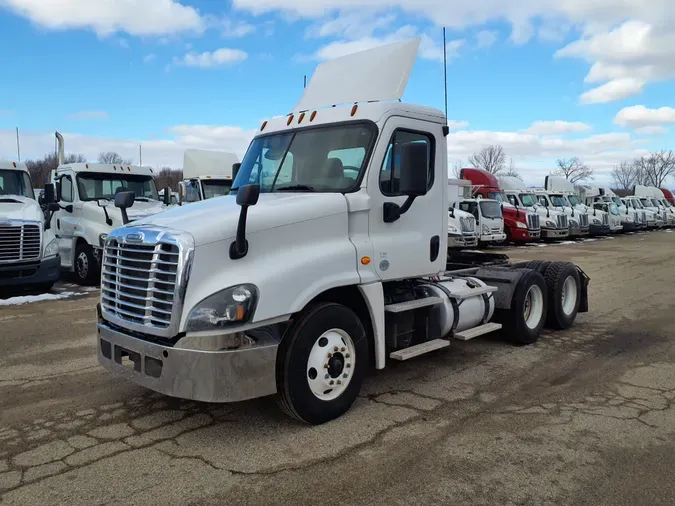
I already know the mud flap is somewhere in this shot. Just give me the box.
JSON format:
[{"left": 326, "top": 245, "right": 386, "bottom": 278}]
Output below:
[{"left": 576, "top": 266, "right": 590, "bottom": 313}]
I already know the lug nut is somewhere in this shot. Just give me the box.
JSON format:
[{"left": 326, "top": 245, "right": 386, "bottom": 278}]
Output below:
[
  {"left": 327, "top": 352, "right": 332, "bottom": 358},
  {"left": 343, "top": 373, "right": 348, "bottom": 378},
  {"left": 341, "top": 347, "right": 346, "bottom": 352},
  {"left": 329, "top": 380, "right": 334, "bottom": 386},
  {"left": 337, "top": 380, "right": 342, "bottom": 385},
  {"left": 346, "top": 363, "right": 351, "bottom": 368},
  {"left": 324, "top": 364, "right": 328, "bottom": 369},
  {"left": 325, "top": 374, "right": 330, "bottom": 379},
  {"left": 333, "top": 346, "right": 339, "bottom": 352},
  {"left": 345, "top": 354, "right": 350, "bottom": 358}
]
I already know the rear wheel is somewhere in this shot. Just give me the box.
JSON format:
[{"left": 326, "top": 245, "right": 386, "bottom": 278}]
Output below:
[
  {"left": 276, "top": 302, "right": 369, "bottom": 425},
  {"left": 74, "top": 243, "right": 100, "bottom": 286},
  {"left": 543, "top": 262, "right": 580, "bottom": 330},
  {"left": 494, "top": 269, "right": 547, "bottom": 345}
]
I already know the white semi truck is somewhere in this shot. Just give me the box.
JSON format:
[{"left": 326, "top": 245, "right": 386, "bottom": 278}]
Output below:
[
  {"left": 498, "top": 176, "right": 570, "bottom": 240},
  {"left": 447, "top": 179, "right": 506, "bottom": 247},
  {"left": 446, "top": 179, "right": 478, "bottom": 249},
  {"left": 0, "top": 161, "right": 61, "bottom": 292},
  {"left": 47, "top": 132, "right": 169, "bottom": 285},
  {"left": 592, "top": 187, "right": 643, "bottom": 231},
  {"left": 634, "top": 185, "right": 673, "bottom": 226},
  {"left": 178, "top": 149, "right": 240, "bottom": 204},
  {"left": 95, "top": 39, "right": 590, "bottom": 424},
  {"left": 530, "top": 188, "right": 590, "bottom": 239},
  {"left": 647, "top": 187, "right": 675, "bottom": 225}
]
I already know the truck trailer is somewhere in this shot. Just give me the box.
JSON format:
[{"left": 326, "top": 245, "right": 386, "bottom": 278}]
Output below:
[{"left": 95, "top": 39, "right": 590, "bottom": 425}]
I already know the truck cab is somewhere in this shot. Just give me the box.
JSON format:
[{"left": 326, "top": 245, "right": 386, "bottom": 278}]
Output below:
[
  {"left": 460, "top": 168, "right": 540, "bottom": 245},
  {"left": 47, "top": 132, "right": 169, "bottom": 285},
  {"left": 649, "top": 187, "right": 675, "bottom": 225},
  {"left": 571, "top": 186, "right": 617, "bottom": 234},
  {"left": 498, "top": 176, "right": 569, "bottom": 240},
  {"left": 593, "top": 187, "right": 641, "bottom": 231},
  {"left": 659, "top": 188, "right": 675, "bottom": 206},
  {"left": 623, "top": 196, "right": 659, "bottom": 228},
  {"left": 95, "top": 38, "right": 589, "bottom": 425},
  {"left": 531, "top": 188, "right": 591, "bottom": 238},
  {"left": 446, "top": 179, "right": 478, "bottom": 249},
  {"left": 634, "top": 185, "right": 673, "bottom": 226},
  {"left": 0, "top": 160, "right": 61, "bottom": 291},
  {"left": 178, "top": 149, "right": 240, "bottom": 204},
  {"left": 447, "top": 183, "right": 506, "bottom": 248}
]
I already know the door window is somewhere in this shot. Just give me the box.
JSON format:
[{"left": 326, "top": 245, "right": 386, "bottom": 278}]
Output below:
[{"left": 379, "top": 130, "right": 434, "bottom": 196}]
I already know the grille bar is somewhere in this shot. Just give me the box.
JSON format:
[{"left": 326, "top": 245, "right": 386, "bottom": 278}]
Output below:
[{"left": 0, "top": 223, "right": 41, "bottom": 263}]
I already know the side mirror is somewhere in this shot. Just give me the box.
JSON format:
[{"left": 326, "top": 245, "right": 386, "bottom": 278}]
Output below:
[
  {"left": 55, "top": 180, "right": 62, "bottom": 202},
  {"left": 163, "top": 187, "right": 171, "bottom": 206},
  {"left": 232, "top": 163, "right": 241, "bottom": 181},
  {"left": 383, "top": 142, "right": 428, "bottom": 223},
  {"left": 230, "top": 184, "right": 260, "bottom": 260},
  {"left": 43, "top": 184, "right": 56, "bottom": 204},
  {"left": 114, "top": 191, "right": 135, "bottom": 225}
]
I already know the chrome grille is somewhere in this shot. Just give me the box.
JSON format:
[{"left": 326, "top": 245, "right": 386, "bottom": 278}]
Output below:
[
  {"left": 601, "top": 213, "right": 609, "bottom": 226},
  {"left": 556, "top": 214, "right": 568, "bottom": 229},
  {"left": 578, "top": 213, "right": 589, "bottom": 227},
  {"left": 527, "top": 213, "right": 540, "bottom": 230},
  {"left": 100, "top": 227, "right": 194, "bottom": 338},
  {"left": 459, "top": 216, "right": 475, "bottom": 233},
  {"left": 0, "top": 222, "right": 41, "bottom": 263},
  {"left": 640, "top": 211, "right": 646, "bottom": 224}
]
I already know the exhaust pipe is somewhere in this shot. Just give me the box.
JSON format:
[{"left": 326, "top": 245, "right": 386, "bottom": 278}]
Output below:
[{"left": 55, "top": 131, "right": 64, "bottom": 166}]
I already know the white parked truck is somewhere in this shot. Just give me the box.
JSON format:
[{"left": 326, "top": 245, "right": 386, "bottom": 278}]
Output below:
[
  {"left": 47, "top": 132, "right": 169, "bottom": 285},
  {"left": 623, "top": 195, "right": 661, "bottom": 229},
  {"left": 647, "top": 187, "right": 675, "bottom": 225},
  {"left": 446, "top": 179, "right": 478, "bottom": 249},
  {"left": 0, "top": 161, "right": 61, "bottom": 292},
  {"left": 95, "top": 39, "right": 590, "bottom": 425},
  {"left": 530, "top": 188, "right": 590, "bottom": 239},
  {"left": 178, "top": 149, "right": 240, "bottom": 204},
  {"left": 498, "top": 176, "right": 570, "bottom": 240},
  {"left": 634, "top": 185, "right": 673, "bottom": 226},
  {"left": 593, "top": 187, "right": 643, "bottom": 232},
  {"left": 447, "top": 179, "right": 506, "bottom": 247}
]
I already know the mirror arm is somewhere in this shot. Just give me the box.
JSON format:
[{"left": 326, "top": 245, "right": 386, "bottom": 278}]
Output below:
[
  {"left": 383, "top": 196, "right": 416, "bottom": 224},
  {"left": 229, "top": 207, "right": 250, "bottom": 259},
  {"left": 120, "top": 208, "right": 130, "bottom": 225},
  {"left": 103, "top": 207, "right": 112, "bottom": 226}
]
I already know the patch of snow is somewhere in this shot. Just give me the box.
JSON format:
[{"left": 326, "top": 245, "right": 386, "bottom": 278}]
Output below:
[
  {"left": 0, "top": 292, "right": 86, "bottom": 306},
  {"left": 665, "top": 229, "right": 673, "bottom": 233},
  {"left": 583, "top": 238, "right": 598, "bottom": 242},
  {"left": 558, "top": 241, "right": 577, "bottom": 245},
  {"left": 535, "top": 243, "right": 547, "bottom": 248}
]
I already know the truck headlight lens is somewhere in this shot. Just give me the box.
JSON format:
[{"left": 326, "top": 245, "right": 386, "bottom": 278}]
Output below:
[
  {"left": 482, "top": 224, "right": 490, "bottom": 234},
  {"left": 545, "top": 220, "right": 556, "bottom": 228},
  {"left": 516, "top": 221, "right": 527, "bottom": 229},
  {"left": 569, "top": 219, "right": 578, "bottom": 227},
  {"left": 44, "top": 239, "right": 59, "bottom": 258},
  {"left": 592, "top": 218, "right": 601, "bottom": 224},
  {"left": 186, "top": 284, "right": 258, "bottom": 332},
  {"left": 448, "top": 225, "right": 458, "bottom": 233}
]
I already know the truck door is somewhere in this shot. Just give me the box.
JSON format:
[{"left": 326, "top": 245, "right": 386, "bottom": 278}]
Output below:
[
  {"left": 54, "top": 171, "right": 77, "bottom": 268},
  {"left": 367, "top": 118, "right": 445, "bottom": 280}
]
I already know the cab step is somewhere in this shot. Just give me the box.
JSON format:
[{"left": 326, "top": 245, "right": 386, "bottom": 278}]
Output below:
[
  {"left": 453, "top": 322, "right": 502, "bottom": 341},
  {"left": 389, "top": 339, "right": 449, "bottom": 361},
  {"left": 384, "top": 296, "right": 444, "bottom": 313}
]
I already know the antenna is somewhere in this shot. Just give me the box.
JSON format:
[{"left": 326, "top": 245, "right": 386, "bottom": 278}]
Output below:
[
  {"left": 15, "top": 127, "right": 20, "bottom": 161},
  {"left": 303, "top": 75, "right": 307, "bottom": 89},
  {"left": 442, "top": 27, "right": 448, "bottom": 122},
  {"left": 139, "top": 145, "right": 143, "bottom": 167}
]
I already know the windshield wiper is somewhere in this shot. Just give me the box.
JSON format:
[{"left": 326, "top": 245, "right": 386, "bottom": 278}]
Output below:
[{"left": 276, "top": 185, "right": 316, "bottom": 192}]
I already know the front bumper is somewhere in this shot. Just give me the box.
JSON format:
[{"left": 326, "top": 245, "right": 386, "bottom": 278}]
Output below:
[
  {"left": 541, "top": 228, "right": 568, "bottom": 239},
  {"left": 568, "top": 225, "right": 587, "bottom": 238},
  {"left": 479, "top": 233, "right": 507, "bottom": 245},
  {"left": 510, "top": 227, "right": 540, "bottom": 242},
  {"left": 589, "top": 224, "right": 610, "bottom": 236},
  {"left": 448, "top": 233, "right": 478, "bottom": 249},
  {"left": 622, "top": 221, "right": 638, "bottom": 232},
  {"left": 0, "top": 255, "right": 61, "bottom": 287},
  {"left": 96, "top": 320, "right": 279, "bottom": 403}
]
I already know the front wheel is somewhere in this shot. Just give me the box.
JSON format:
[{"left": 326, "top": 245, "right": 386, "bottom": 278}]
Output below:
[
  {"left": 74, "top": 243, "right": 100, "bottom": 286},
  {"left": 276, "top": 302, "right": 369, "bottom": 425}
]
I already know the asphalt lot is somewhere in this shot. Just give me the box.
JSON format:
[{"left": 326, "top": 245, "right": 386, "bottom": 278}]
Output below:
[{"left": 1, "top": 230, "right": 674, "bottom": 506}]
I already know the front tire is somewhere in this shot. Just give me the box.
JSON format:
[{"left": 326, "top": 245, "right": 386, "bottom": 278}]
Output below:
[
  {"left": 276, "top": 302, "right": 369, "bottom": 425},
  {"left": 74, "top": 243, "right": 100, "bottom": 286}
]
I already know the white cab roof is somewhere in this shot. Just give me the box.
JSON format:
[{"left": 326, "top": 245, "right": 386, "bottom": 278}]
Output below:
[
  {"left": 294, "top": 38, "right": 420, "bottom": 113},
  {"left": 497, "top": 176, "right": 527, "bottom": 191},
  {"left": 634, "top": 184, "right": 664, "bottom": 198},
  {"left": 183, "top": 149, "right": 240, "bottom": 180},
  {"left": 545, "top": 175, "right": 575, "bottom": 193},
  {"left": 56, "top": 162, "right": 155, "bottom": 177},
  {"left": 0, "top": 160, "right": 28, "bottom": 172}
]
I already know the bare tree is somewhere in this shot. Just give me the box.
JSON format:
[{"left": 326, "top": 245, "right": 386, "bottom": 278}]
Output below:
[
  {"left": 98, "top": 151, "right": 132, "bottom": 165},
  {"left": 501, "top": 157, "right": 522, "bottom": 180},
  {"left": 468, "top": 145, "right": 509, "bottom": 175},
  {"left": 610, "top": 161, "right": 637, "bottom": 191},
  {"left": 25, "top": 152, "right": 86, "bottom": 188},
  {"left": 154, "top": 167, "right": 184, "bottom": 191},
  {"left": 552, "top": 157, "right": 594, "bottom": 184},
  {"left": 450, "top": 159, "right": 463, "bottom": 178},
  {"left": 632, "top": 150, "right": 675, "bottom": 187}
]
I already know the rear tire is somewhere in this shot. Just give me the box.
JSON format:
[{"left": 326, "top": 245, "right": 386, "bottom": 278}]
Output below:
[
  {"left": 525, "top": 260, "right": 552, "bottom": 275},
  {"left": 543, "top": 262, "right": 581, "bottom": 330},
  {"left": 74, "top": 243, "right": 100, "bottom": 286},
  {"left": 494, "top": 269, "right": 547, "bottom": 345},
  {"left": 276, "top": 302, "right": 369, "bottom": 425}
]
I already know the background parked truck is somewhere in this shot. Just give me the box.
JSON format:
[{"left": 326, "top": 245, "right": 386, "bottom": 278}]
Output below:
[{"left": 178, "top": 149, "right": 240, "bottom": 204}]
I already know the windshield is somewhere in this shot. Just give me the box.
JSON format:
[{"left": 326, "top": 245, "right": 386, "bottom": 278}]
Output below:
[
  {"left": 201, "top": 179, "right": 233, "bottom": 199},
  {"left": 567, "top": 195, "right": 581, "bottom": 206},
  {"left": 479, "top": 200, "right": 503, "bottom": 219},
  {"left": 611, "top": 196, "right": 622, "bottom": 207},
  {"left": 232, "top": 123, "right": 376, "bottom": 193},
  {"left": 549, "top": 194, "right": 568, "bottom": 207},
  {"left": 519, "top": 193, "right": 537, "bottom": 207},
  {"left": 639, "top": 198, "right": 653, "bottom": 207},
  {"left": 486, "top": 191, "right": 506, "bottom": 203},
  {"left": 608, "top": 203, "right": 620, "bottom": 215},
  {"left": 77, "top": 173, "right": 158, "bottom": 201},
  {"left": 458, "top": 201, "right": 479, "bottom": 220},
  {"left": 0, "top": 169, "right": 34, "bottom": 199},
  {"left": 632, "top": 199, "right": 643, "bottom": 208},
  {"left": 650, "top": 198, "right": 661, "bottom": 207}
]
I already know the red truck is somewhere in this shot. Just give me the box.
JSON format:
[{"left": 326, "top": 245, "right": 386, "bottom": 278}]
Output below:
[
  {"left": 460, "top": 168, "right": 541, "bottom": 245},
  {"left": 660, "top": 188, "right": 675, "bottom": 205}
]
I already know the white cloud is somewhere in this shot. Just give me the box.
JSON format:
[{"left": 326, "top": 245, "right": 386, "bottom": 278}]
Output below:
[
  {"left": 634, "top": 125, "right": 668, "bottom": 135},
  {"left": 447, "top": 120, "right": 469, "bottom": 130},
  {"left": 524, "top": 120, "right": 592, "bottom": 135},
  {"left": 144, "top": 53, "right": 157, "bottom": 63},
  {"left": 579, "top": 78, "right": 645, "bottom": 104},
  {"left": 305, "top": 11, "right": 397, "bottom": 40},
  {"left": 66, "top": 111, "right": 109, "bottom": 120},
  {"left": 614, "top": 105, "right": 675, "bottom": 129},
  {"left": 2, "top": 0, "right": 205, "bottom": 37},
  {"left": 475, "top": 30, "right": 497, "bottom": 48},
  {"left": 220, "top": 18, "right": 256, "bottom": 38},
  {"left": 176, "top": 48, "right": 249, "bottom": 68}
]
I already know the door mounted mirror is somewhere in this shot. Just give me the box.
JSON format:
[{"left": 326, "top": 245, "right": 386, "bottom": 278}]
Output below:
[{"left": 383, "top": 142, "right": 429, "bottom": 223}]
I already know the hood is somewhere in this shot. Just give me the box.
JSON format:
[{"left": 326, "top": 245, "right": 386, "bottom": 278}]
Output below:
[
  {"left": 131, "top": 193, "right": 349, "bottom": 246},
  {"left": 83, "top": 199, "right": 167, "bottom": 225},
  {"left": 0, "top": 195, "right": 43, "bottom": 223}
]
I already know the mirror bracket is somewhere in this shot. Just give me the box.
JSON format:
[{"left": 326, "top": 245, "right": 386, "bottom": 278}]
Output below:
[{"left": 383, "top": 196, "right": 416, "bottom": 223}]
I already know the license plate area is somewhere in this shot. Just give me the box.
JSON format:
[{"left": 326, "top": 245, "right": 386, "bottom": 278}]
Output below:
[{"left": 114, "top": 346, "right": 142, "bottom": 372}]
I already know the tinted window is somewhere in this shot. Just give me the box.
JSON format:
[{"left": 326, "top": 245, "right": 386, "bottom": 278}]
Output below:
[{"left": 380, "top": 130, "right": 434, "bottom": 196}]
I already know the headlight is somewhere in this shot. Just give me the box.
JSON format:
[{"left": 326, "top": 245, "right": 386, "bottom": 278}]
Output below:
[
  {"left": 592, "top": 218, "right": 601, "bottom": 224},
  {"left": 482, "top": 224, "right": 490, "bottom": 234},
  {"left": 186, "top": 284, "right": 258, "bottom": 332},
  {"left": 448, "top": 225, "right": 458, "bottom": 233},
  {"left": 626, "top": 216, "right": 634, "bottom": 222},
  {"left": 99, "top": 233, "right": 108, "bottom": 247},
  {"left": 569, "top": 219, "right": 578, "bottom": 227},
  {"left": 44, "top": 239, "right": 59, "bottom": 258},
  {"left": 545, "top": 220, "right": 556, "bottom": 228},
  {"left": 516, "top": 221, "right": 527, "bottom": 229}
]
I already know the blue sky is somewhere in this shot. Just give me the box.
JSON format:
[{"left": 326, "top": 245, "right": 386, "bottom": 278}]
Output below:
[{"left": 0, "top": 0, "right": 673, "bottom": 186}]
